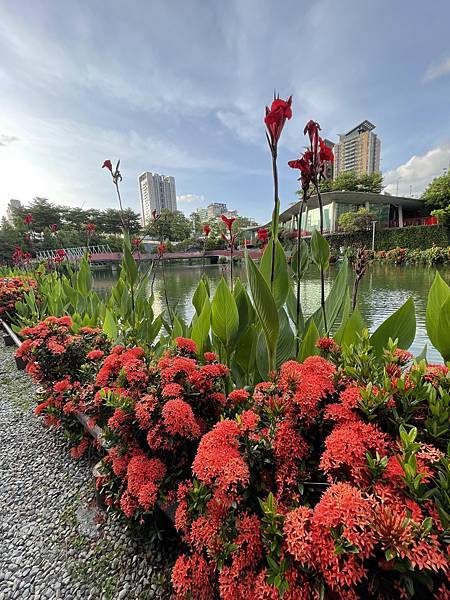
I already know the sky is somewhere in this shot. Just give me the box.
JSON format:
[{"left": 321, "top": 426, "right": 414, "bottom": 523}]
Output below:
[{"left": 1, "top": 0, "right": 450, "bottom": 224}]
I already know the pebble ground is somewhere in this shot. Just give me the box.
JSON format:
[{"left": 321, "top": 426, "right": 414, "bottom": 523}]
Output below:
[{"left": 0, "top": 338, "right": 176, "bottom": 599}]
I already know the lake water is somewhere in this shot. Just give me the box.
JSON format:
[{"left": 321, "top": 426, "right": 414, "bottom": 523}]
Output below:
[{"left": 92, "top": 262, "right": 450, "bottom": 363}]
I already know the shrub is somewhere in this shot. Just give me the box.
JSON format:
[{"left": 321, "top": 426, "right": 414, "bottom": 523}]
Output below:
[
  {"left": 338, "top": 208, "right": 375, "bottom": 233},
  {"left": 0, "top": 276, "right": 37, "bottom": 321},
  {"left": 173, "top": 348, "right": 450, "bottom": 599}
]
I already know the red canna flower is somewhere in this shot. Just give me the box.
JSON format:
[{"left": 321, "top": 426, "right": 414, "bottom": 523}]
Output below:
[
  {"left": 55, "top": 248, "right": 66, "bottom": 257},
  {"left": 265, "top": 95, "right": 293, "bottom": 148},
  {"left": 319, "top": 137, "right": 334, "bottom": 163},
  {"left": 132, "top": 238, "right": 141, "bottom": 246},
  {"left": 220, "top": 215, "right": 236, "bottom": 233},
  {"left": 24, "top": 232, "right": 31, "bottom": 242},
  {"left": 86, "top": 223, "right": 96, "bottom": 234},
  {"left": 102, "top": 159, "right": 113, "bottom": 172},
  {"left": 203, "top": 224, "right": 211, "bottom": 237},
  {"left": 304, "top": 120, "right": 321, "bottom": 152},
  {"left": 157, "top": 243, "right": 166, "bottom": 256},
  {"left": 256, "top": 228, "right": 268, "bottom": 243},
  {"left": 50, "top": 223, "right": 58, "bottom": 232},
  {"left": 23, "top": 214, "right": 33, "bottom": 225}
]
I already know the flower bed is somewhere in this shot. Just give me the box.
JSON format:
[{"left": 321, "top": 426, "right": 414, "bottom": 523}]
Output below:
[
  {"left": 13, "top": 317, "right": 450, "bottom": 599},
  {"left": 0, "top": 276, "right": 37, "bottom": 321}
]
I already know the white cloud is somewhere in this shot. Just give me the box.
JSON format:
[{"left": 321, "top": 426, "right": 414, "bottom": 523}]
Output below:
[
  {"left": 424, "top": 57, "right": 450, "bottom": 82},
  {"left": 0, "top": 134, "right": 19, "bottom": 147},
  {"left": 384, "top": 143, "right": 450, "bottom": 197},
  {"left": 177, "top": 194, "right": 205, "bottom": 204}
]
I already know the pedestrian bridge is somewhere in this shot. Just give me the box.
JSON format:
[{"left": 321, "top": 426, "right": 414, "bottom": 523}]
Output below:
[{"left": 35, "top": 245, "right": 263, "bottom": 263}]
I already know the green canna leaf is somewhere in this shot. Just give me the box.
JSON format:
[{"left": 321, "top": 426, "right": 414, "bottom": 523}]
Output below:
[
  {"left": 211, "top": 278, "right": 239, "bottom": 348},
  {"left": 246, "top": 254, "right": 279, "bottom": 372},
  {"left": 370, "top": 297, "right": 416, "bottom": 355}
]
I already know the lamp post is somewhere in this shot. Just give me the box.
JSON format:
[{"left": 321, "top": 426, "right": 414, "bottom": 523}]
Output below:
[{"left": 372, "top": 220, "right": 377, "bottom": 252}]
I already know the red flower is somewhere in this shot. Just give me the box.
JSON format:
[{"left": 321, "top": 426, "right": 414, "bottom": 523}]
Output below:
[
  {"left": 162, "top": 399, "right": 201, "bottom": 438},
  {"left": 55, "top": 248, "right": 66, "bottom": 257},
  {"left": 23, "top": 214, "right": 33, "bottom": 225},
  {"left": 220, "top": 214, "right": 236, "bottom": 233},
  {"left": 132, "top": 238, "right": 141, "bottom": 247},
  {"left": 319, "top": 137, "right": 334, "bottom": 163},
  {"left": 175, "top": 337, "right": 197, "bottom": 354},
  {"left": 304, "top": 120, "right": 321, "bottom": 151},
  {"left": 256, "top": 228, "right": 268, "bottom": 243},
  {"left": 102, "top": 159, "right": 113, "bottom": 172},
  {"left": 157, "top": 243, "right": 166, "bottom": 256},
  {"left": 86, "top": 349, "right": 104, "bottom": 360},
  {"left": 203, "top": 224, "right": 211, "bottom": 237},
  {"left": 264, "top": 95, "right": 293, "bottom": 147},
  {"left": 86, "top": 223, "right": 96, "bottom": 234},
  {"left": 204, "top": 351, "right": 218, "bottom": 363},
  {"left": 50, "top": 223, "right": 58, "bottom": 232}
]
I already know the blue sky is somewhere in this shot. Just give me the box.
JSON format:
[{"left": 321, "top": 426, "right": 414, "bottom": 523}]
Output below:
[{"left": 1, "top": 0, "right": 450, "bottom": 223}]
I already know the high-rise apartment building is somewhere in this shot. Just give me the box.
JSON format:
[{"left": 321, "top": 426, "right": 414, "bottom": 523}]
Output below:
[
  {"left": 322, "top": 139, "right": 335, "bottom": 180},
  {"left": 206, "top": 203, "right": 228, "bottom": 220},
  {"left": 139, "top": 172, "right": 177, "bottom": 226},
  {"left": 333, "top": 121, "right": 381, "bottom": 179}
]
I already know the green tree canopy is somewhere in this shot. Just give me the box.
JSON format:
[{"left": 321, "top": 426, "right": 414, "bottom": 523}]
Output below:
[
  {"left": 144, "top": 210, "right": 192, "bottom": 241},
  {"left": 338, "top": 208, "right": 375, "bottom": 233},
  {"left": 422, "top": 171, "right": 450, "bottom": 209}
]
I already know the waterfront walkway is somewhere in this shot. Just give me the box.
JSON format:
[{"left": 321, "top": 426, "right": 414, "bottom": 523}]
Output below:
[{"left": 0, "top": 340, "right": 174, "bottom": 600}]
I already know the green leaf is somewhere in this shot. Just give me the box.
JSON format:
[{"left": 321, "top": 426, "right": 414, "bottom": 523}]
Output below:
[
  {"left": 426, "top": 271, "right": 450, "bottom": 361},
  {"left": 211, "top": 278, "right": 239, "bottom": 348},
  {"left": 334, "top": 306, "right": 366, "bottom": 347},
  {"left": 103, "top": 308, "right": 118, "bottom": 340},
  {"left": 234, "top": 282, "right": 254, "bottom": 337},
  {"left": 370, "top": 297, "right": 416, "bottom": 355},
  {"left": 415, "top": 344, "right": 428, "bottom": 362},
  {"left": 122, "top": 243, "right": 138, "bottom": 286},
  {"left": 276, "top": 309, "right": 296, "bottom": 368},
  {"left": 309, "top": 259, "right": 349, "bottom": 332},
  {"left": 76, "top": 256, "right": 92, "bottom": 296},
  {"left": 286, "top": 284, "right": 304, "bottom": 336},
  {"left": 192, "top": 279, "right": 209, "bottom": 316},
  {"left": 298, "top": 319, "right": 319, "bottom": 362},
  {"left": 246, "top": 254, "right": 279, "bottom": 372},
  {"left": 310, "top": 229, "right": 330, "bottom": 270},
  {"left": 259, "top": 239, "right": 289, "bottom": 308},
  {"left": 171, "top": 314, "right": 185, "bottom": 339},
  {"left": 291, "top": 239, "right": 309, "bottom": 280},
  {"left": 233, "top": 324, "right": 257, "bottom": 382},
  {"left": 191, "top": 297, "right": 211, "bottom": 354}
]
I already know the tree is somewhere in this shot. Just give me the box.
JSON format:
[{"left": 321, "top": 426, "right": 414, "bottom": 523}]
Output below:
[
  {"left": 331, "top": 172, "right": 359, "bottom": 192},
  {"left": 144, "top": 210, "right": 192, "bottom": 241},
  {"left": 422, "top": 171, "right": 450, "bottom": 209},
  {"left": 338, "top": 208, "right": 375, "bottom": 232},
  {"left": 357, "top": 173, "right": 383, "bottom": 193}
]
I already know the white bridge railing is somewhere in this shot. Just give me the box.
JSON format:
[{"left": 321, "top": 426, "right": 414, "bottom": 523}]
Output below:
[{"left": 35, "top": 245, "right": 112, "bottom": 260}]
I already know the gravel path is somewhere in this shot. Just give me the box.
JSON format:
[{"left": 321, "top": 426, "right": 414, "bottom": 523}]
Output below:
[{"left": 0, "top": 338, "right": 176, "bottom": 600}]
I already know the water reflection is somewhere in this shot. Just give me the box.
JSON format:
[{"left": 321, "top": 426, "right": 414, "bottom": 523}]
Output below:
[{"left": 92, "top": 262, "right": 450, "bottom": 363}]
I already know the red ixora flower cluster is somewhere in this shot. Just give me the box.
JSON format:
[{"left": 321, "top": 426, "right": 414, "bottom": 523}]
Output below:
[
  {"left": 173, "top": 351, "right": 449, "bottom": 600},
  {"left": 91, "top": 337, "right": 229, "bottom": 520},
  {"left": 0, "top": 276, "right": 37, "bottom": 319}
]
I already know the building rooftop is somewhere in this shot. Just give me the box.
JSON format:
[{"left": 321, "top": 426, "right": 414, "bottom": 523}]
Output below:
[
  {"left": 342, "top": 120, "right": 376, "bottom": 137},
  {"left": 265, "top": 191, "right": 426, "bottom": 225}
]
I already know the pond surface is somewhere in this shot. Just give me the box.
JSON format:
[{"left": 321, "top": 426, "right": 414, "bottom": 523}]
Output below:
[{"left": 92, "top": 261, "right": 450, "bottom": 363}]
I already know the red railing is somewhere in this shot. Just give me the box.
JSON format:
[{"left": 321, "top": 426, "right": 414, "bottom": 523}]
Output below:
[{"left": 389, "top": 216, "right": 437, "bottom": 228}]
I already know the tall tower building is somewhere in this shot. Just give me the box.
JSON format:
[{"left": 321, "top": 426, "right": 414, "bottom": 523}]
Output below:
[
  {"left": 139, "top": 172, "right": 177, "bottom": 226},
  {"left": 333, "top": 121, "right": 381, "bottom": 179}
]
